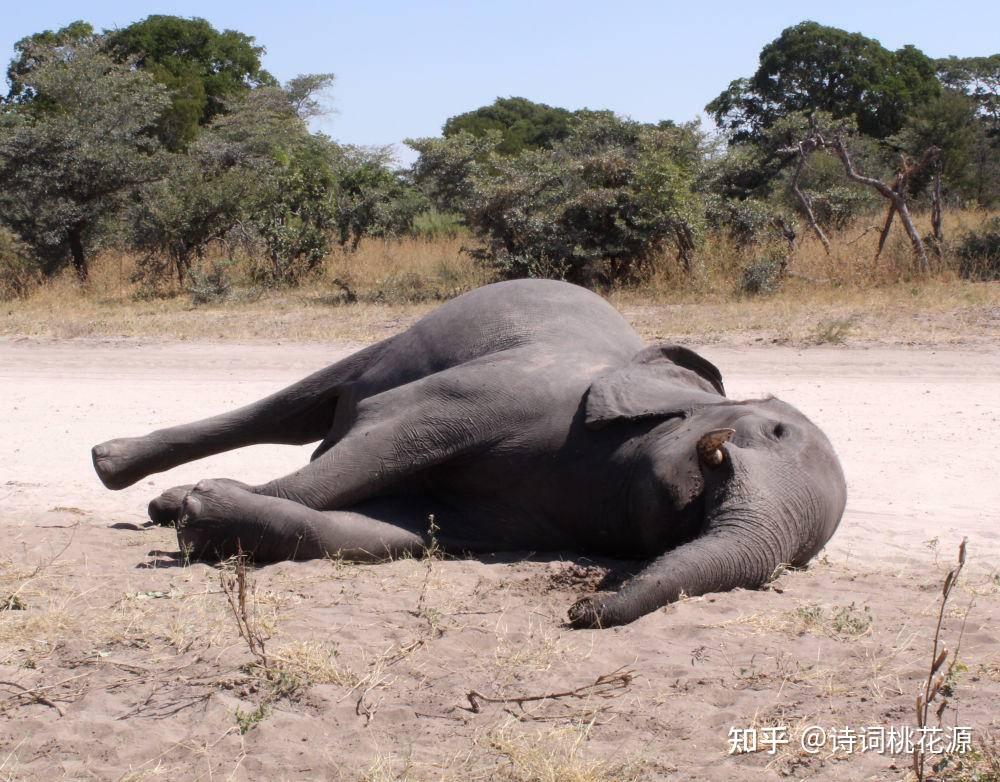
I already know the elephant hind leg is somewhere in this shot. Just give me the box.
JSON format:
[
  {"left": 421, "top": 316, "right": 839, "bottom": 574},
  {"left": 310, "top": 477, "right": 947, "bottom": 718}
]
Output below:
[
  {"left": 175, "top": 480, "right": 434, "bottom": 563},
  {"left": 148, "top": 479, "right": 252, "bottom": 525}
]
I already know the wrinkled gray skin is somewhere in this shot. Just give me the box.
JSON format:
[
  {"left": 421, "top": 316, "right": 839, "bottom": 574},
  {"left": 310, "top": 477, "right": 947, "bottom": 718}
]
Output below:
[{"left": 92, "top": 280, "right": 846, "bottom": 628}]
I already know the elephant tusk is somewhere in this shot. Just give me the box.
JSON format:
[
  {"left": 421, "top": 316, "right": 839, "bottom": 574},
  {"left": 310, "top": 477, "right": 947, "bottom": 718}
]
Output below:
[{"left": 697, "top": 428, "right": 735, "bottom": 467}]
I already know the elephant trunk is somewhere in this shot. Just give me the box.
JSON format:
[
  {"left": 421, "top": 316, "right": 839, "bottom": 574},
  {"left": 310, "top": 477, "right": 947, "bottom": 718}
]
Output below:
[{"left": 570, "top": 457, "right": 808, "bottom": 629}]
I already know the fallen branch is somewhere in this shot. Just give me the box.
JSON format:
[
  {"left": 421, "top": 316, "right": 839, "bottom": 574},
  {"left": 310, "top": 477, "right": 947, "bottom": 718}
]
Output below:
[
  {"left": 465, "top": 667, "right": 636, "bottom": 714},
  {"left": 0, "top": 680, "right": 64, "bottom": 717}
]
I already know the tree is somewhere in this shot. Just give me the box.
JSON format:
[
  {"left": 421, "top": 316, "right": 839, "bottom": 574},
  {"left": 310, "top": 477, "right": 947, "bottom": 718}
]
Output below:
[
  {"left": 443, "top": 96, "right": 574, "bottom": 155},
  {"left": 895, "top": 91, "right": 976, "bottom": 200},
  {"left": 130, "top": 76, "right": 338, "bottom": 287},
  {"left": 466, "top": 114, "right": 705, "bottom": 284},
  {"left": 104, "top": 15, "right": 276, "bottom": 149},
  {"left": 330, "top": 145, "right": 427, "bottom": 250},
  {"left": 934, "top": 54, "right": 1000, "bottom": 206},
  {"left": 406, "top": 131, "right": 501, "bottom": 214},
  {"left": 129, "top": 136, "right": 260, "bottom": 287},
  {"left": 789, "top": 124, "right": 939, "bottom": 271},
  {"left": 5, "top": 20, "right": 96, "bottom": 102},
  {"left": 0, "top": 40, "right": 169, "bottom": 278},
  {"left": 707, "top": 21, "right": 940, "bottom": 142},
  {"left": 935, "top": 55, "right": 1000, "bottom": 127},
  {"left": 284, "top": 73, "right": 336, "bottom": 120}
]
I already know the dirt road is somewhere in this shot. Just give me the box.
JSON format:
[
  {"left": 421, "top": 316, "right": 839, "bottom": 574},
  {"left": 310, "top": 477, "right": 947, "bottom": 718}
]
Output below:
[{"left": 1, "top": 338, "right": 998, "bottom": 780}]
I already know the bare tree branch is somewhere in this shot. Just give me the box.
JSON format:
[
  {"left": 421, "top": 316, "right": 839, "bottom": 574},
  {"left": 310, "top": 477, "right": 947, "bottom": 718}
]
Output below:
[
  {"left": 786, "top": 137, "right": 831, "bottom": 253},
  {"left": 806, "top": 130, "right": 939, "bottom": 273}
]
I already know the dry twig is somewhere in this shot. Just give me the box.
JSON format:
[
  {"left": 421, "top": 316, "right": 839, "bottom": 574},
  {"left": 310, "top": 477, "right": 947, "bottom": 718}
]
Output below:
[
  {"left": 913, "top": 538, "right": 969, "bottom": 782},
  {"left": 465, "top": 667, "right": 636, "bottom": 715}
]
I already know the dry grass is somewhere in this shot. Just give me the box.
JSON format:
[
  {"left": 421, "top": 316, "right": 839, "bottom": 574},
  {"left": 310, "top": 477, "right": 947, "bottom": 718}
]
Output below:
[
  {"left": 1, "top": 210, "right": 997, "bottom": 346},
  {"left": 484, "top": 719, "right": 644, "bottom": 782},
  {"left": 357, "top": 720, "right": 642, "bottom": 782},
  {"left": 716, "top": 601, "right": 874, "bottom": 640}
]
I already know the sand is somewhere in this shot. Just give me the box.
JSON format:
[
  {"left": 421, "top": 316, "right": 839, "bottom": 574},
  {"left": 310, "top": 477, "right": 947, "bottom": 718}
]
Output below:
[{"left": 1, "top": 336, "right": 998, "bottom": 781}]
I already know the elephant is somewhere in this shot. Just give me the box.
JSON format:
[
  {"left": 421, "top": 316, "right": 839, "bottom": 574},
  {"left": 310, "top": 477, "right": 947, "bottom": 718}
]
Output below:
[{"left": 91, "top": 279, "right": 846, "bottom": 628}]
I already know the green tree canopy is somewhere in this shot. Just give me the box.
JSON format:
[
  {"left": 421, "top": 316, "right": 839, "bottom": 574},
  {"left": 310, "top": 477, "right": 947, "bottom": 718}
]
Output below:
[
  {"left": 130, "top": 76, "right": 340, "bottom": 287},
  {"left": 935, "top": 55, "right": 999, "bottom": 126},
  {"left": 442, "top": 96, "right": 574, "bottom": 155},
  {"left": 466, "top": 113, "right": 706, "bottom": 284},
  {"left": 5, "top": 20, "right": 96, "bottom": 102},
  {"left": 707, "top": 21, "right": 940, "bottom": 142},
  {"left": 104, "top": 15, "right": 276, "bottom": 149},
  {"left": 0, "top": 39, "right": 170, "bottom": 278},
  {"left": 406, "top": 131, "right": 501, "bottom": 213}
]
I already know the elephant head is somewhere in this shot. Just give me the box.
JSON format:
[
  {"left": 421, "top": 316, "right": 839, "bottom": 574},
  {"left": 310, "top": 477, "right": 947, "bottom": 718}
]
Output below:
[{"left": 570, "top": 344, "right": 846, "bottom": 628}]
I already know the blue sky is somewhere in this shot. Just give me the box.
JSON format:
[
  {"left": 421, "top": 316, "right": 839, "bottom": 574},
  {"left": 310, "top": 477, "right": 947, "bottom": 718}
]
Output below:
[{"left": 3, "top": 1, "right": 997, "bottom": 163}]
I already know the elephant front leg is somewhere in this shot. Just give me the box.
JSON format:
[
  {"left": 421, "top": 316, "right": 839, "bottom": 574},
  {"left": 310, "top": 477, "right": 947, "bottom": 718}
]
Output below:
[
  {"left": 91, "top": 342, "right": 386, "bottom": 490},
  {"left": 176, "top": 480, "right": 433, "bottom": 563},
  {"left": 249, "top": 375, "right": 496, "bottom": 512}
]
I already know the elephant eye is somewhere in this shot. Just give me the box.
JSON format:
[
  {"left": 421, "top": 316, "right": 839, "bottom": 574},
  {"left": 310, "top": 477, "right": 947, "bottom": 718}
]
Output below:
[{"left": 772, "top": 423, "right": 787, "bottom": 439}]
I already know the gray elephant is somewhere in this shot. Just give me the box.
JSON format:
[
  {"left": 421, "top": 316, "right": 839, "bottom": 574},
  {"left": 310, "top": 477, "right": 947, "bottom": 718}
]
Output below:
[{"left": 92, "top": 279, "right": 846, "bottom": 628}]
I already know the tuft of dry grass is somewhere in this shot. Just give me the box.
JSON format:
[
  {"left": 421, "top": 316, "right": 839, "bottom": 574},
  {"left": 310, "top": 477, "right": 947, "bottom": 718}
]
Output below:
[
  {"left": 268, "top": 639, "right": 355, "bottom": 689},
  {"left": 715, "top": 601, "right": 874, "bottom": 641},
  {"left": 485, "top": 719, "right": 644, "bottom": 782}
]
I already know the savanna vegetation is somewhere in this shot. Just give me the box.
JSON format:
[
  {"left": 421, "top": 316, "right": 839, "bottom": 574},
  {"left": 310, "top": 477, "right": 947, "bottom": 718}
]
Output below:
[{"left": 0, "top": 16, "right": 997, "bottom": 341}]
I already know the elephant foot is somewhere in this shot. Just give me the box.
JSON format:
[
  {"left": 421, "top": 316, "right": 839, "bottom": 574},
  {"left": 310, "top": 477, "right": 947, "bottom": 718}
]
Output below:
[
  {"left": 148, "top": 484, "right": 194, "bottom": 526},
  {"left": 92, "top": 437, "right": 159, "bottom": 490},
  {"left": 149, "top": 479, "right": 251, "bottom": 526},
  {"left": 176, "top": 479, "right": 271, "bottom": 561}
]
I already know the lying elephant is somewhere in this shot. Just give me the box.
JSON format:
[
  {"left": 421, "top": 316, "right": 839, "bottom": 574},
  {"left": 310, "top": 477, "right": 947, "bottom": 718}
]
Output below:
[{"left": 92, "top": 279, "right": 846, "bottom": 628}]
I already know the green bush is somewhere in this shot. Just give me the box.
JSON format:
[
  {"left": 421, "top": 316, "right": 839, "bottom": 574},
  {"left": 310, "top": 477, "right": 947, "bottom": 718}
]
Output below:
[
  {"left": 332, "top": 146, "right": 428, "bottom": 249},
  {"left": 186, "top": 259, "right": 235, "bottom": 304},
  {"left": 466, "top": 114, "right": 705, "bottom": 286},
  {"left": 705, "top": 196, "right": 789, "bottom": 246},
  {"left": 738, "top": 248, "right": 788, "bottom": 296},
  {"left": 957, "top": 217, "right": 1000, "bottom": 280},
  {"left": 806, "top": 184, "right": 880, "bottom": 230}
]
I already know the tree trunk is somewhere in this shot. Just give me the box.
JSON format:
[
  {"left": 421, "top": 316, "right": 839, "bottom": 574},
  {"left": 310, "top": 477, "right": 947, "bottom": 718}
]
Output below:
[
  {"left": 674, "top": 224, "right": 695, "bottom": 273},
  {"left": 68, "top": 224, "right": 87, "bottom": 281},
  {"left": 931, "top": 167, "right": 943, "bottom": 246},
  {"left": 875, "top": 204, "right": 896, "bottom": 261},
  {"left": 790, "top": 141, "right": 830, "bottom": 253},
  {"left": 895, "top": 196, "right": 930, "bottom": 273}
]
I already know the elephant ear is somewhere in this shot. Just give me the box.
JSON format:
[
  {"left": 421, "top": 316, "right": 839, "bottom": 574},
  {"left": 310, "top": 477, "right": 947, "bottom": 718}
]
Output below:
[{"left": 585, "top": 344, "right": 726, "bottom": 429}]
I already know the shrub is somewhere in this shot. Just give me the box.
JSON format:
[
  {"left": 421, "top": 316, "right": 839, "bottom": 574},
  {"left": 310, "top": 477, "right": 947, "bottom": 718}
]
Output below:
[
  {"left": 332, "top": 146, "right": 428, "bottom": 250},
  {"left": 186, "top": 259, "right": 236, "bottom": 305},
  {"left": 806, "top": 184, "right": 880, "bottom": 230},
  {"left": 705, "top": 196, "right": 789, "bottom": 246},
  {"left": 957, "top": 217, "right": 1000, "bottom": 280},
  {"left": 738, "top": 248, "right": 788, "bottom": 296},
  {"left": 405, "top": 131, "right": 499, "bottom": 214},
  {"left": 466, "top": 114, "right": 705, "bottom": 286},
  {"left": 250, "top": 161, "right": 336, "bottom": 286}
]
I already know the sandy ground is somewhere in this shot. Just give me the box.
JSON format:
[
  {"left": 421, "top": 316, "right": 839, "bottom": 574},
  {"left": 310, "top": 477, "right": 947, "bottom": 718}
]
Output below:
[{"left": 1, "top": 337, "right": 998, "bottom": 781}]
